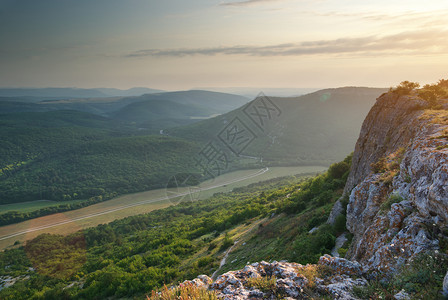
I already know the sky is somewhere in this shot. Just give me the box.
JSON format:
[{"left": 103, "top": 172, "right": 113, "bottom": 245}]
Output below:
[{"left": 1, "top": 0, "right": 448, "bottom": 90}]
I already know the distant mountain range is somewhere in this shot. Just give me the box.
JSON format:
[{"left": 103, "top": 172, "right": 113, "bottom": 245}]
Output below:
[
  {"left": 0, "top": 90, "right": 250, "bottom": 131},
  {"left": 0, "top": 87, "right": 164, "bottom": 100},
  {"left": 167, "top": 87, "right": 388, "bottom": 166},
  {"left": 193, "top": 87, "right": 319, "bottom": 98},
  {"left": 0, "top": 86, "right": 387, "bottom": 205},
  {"left": 112, "top": 90, "right": 249, "bottom": 129}
]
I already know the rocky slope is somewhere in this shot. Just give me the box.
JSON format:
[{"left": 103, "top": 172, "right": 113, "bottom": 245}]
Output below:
[{"left": 182, "top": 256, "right": 366, "bottom": 299}]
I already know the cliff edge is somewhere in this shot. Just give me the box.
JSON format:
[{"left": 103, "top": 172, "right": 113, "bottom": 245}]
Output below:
[{"left": 345, "top": 92, "right": 448, "bottom": 276}]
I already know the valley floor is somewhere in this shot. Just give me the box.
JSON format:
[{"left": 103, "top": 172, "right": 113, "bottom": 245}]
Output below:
[{"left": 0, "top": 166, "right": 326, "bottom": 250}]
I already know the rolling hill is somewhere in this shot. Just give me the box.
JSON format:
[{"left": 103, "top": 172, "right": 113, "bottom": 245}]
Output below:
[
  {"left": 0, "top": 87, "right": 162, "bottom": 100},
  {"left": 167, "top": 87, "right": 387, "bottom": 166},
  {"left": 0, "top": 110, "right": 200, "bottom": 205},
  {"left": 0, "top": 90, "right": 249, "bottom": 128},
  {"left": 111, "top": 90, "right": 249, "bottom": 129}
]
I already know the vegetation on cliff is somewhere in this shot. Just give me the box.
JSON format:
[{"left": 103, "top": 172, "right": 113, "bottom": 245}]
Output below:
[{"left": 389, "top": 79, "right": 448, "bottom": 108}]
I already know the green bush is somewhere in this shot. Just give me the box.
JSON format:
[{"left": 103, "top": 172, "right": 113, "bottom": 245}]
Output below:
[
  {"left": 328, "top": 161, "right": 350, "bottom": 180},
  {"left": 337, "top": 247, "right": 348, "bottom": 258},
  {"left": 294, "top": 225, "right": 336, "bottom": 264},
  {"left": 380, "top": 194, "right": 404, "bottom": 212},
  {"left": 334, "top": 214, "right": 347, "bottom": 234},
  {"left": 220, "top": 234, "right": 234, "bottom": 251}
]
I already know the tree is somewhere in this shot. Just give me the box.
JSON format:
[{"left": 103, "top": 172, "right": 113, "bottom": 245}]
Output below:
[
  {"left": 418, "top": 84, "right": 448, "bottom": 106},
  {"left": 390, "top": 81, "right": 420, "bottom": 95}
]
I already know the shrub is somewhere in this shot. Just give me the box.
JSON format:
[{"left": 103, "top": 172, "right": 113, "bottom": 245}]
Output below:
[
  {"left": 334, "top": 214, "right": 347, "bottom": 234},
  {"left": 328, "top": 161, "right": 350, "bottom": 180},
  {"left": 371, "top": 157, "right": 387, "bottom": 173},
  {"left": 355, "top": 251, "right": 448, "bottom": 299},
  {"left": 316, "top": 190, "right": 334, "bottom": 206},
  {"left": 390, "top": 81, "right": 420, "bottom": 95},
  {"left": 337, "top": 247, "right": 348, "bottom": 258},
  {"left": 393, "top": 251, "right": 448, "bottom": 297},
  {"left": 438, "top": 79, "right": 448, "bottom": 88},
  {"left": 380, "top": 194, "right": 404, "bottom": 212},
  {"left": 418, "top": 84, "right": 448, "bottom": 107},
  {"left": 207, "top": 242, "right": 217, "bottom": 251},
  {"left": 220, "top": 234, "right": 234, "bottom": 251},
  {"left": 294, "top": 225, "right": 336, "bottom": 264}
]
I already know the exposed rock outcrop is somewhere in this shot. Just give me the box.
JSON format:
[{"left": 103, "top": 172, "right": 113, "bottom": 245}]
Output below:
[
  {"left": 344, "top": 93, "right": 429, "bottom": 194},
  {"left": 182, "top": 258, "right": 367, "bottom": 299},
  {"left": 344, "top": 93, "right": 448, "bottom": 275}
]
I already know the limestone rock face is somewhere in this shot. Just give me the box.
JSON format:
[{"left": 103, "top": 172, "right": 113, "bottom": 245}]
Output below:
[
  {"left": 318, "top": 254, "right": 363, "bottom": 277},
  {"left": 326, "top": 197, "right": 344, "bottom": 225},
  {"left": 344, "top": 93, "right": 448, "bottom": 274},
  {"left": 344, "top": 93, "right": 429, "bottom": 194},
  {"left": 184, "top": 259, "right": 367, "bottom": 299}
]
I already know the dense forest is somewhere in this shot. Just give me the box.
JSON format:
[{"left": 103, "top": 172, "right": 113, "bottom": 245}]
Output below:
[
  {"left": 0, "top": 110, "right": 202, "bottom": 206},
  {"left": 0, "top": 156, "right": 351, "bottom": 299}
]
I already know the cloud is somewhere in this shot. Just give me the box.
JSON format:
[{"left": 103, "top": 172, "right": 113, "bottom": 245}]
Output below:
[
  {"left": 307, "top": 9, "right": 448, "bottom": 26},
  {"left": 220, "top": 0, "right": 282, "bottom": 7},
  {"left": 125, "top": 29, "right": 448, "bottom": 58}
]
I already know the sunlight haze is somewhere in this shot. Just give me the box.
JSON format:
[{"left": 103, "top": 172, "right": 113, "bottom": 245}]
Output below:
[{"left": 1, "top": 0, "right": 447, "bottom": 89}]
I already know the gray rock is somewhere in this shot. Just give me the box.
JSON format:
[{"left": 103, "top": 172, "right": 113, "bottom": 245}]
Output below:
[
  {"left": 200, "top": 260, "right": 367, "bottom": 299},
  {"left": 443, "top": 271, "right": 448, "bottom": 297},
  {"left": 308, "top": 226, "right": 319, "bottom": 234},
  {"left": 394, "top": 289, "right": 411, "bottom": 300},
  {"left": 344, "top": 93, "right": 448, "bottom": 274},
  {"left": 327, "top": 198, "right": 344, "bottom": 225},
  {"left": 318, "top": 254, "right": 363, "bottom": 277}
]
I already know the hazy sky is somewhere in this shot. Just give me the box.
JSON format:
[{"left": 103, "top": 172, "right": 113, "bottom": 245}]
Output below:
[{"left": 1, "top": 0, "right": 448, "bottom": 90}]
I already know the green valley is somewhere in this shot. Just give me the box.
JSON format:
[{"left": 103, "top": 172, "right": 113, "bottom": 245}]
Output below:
[{"left": 0, "top": 156, "right": 350, "bottom": 299}]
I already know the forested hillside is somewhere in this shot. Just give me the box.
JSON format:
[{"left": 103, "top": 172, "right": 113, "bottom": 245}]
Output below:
[
  {"left": 0, "top": 110, "right": 200, "bottom": 205},
  {"left": 168, "top": 87, "right": 386, "bottom": 166},
  {"left": 0, "top": 156, "right": 351, "bottom": 299}
]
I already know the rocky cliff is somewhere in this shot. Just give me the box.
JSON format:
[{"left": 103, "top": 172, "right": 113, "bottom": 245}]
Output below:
[{"left": 344, "top": 92, "right": 448, "bottom": 275}]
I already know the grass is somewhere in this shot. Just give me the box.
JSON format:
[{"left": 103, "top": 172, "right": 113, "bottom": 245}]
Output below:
[
  {"left": 219, "top": 202, "right": 335, "bottom": 274},
  {"left": 352, "top": 251, "right": 448, "bottom": 299},
  {"left": 148, "top": 283, "right": 218, "bottom": 300},
  {"left": 419, "top": 109, "right": 448, "bottom": 126},
  {"left": 175, "top": 217, "right": 263, "bottom": 280},
  {"left": 246, "top": 276, "right": 277, "bottom": 293},
  {"left": 371, "top": 147, "right": 406, "bottom": 186},
  {"left": 0, "top": 166, "right": 326, "bottom": 250}
]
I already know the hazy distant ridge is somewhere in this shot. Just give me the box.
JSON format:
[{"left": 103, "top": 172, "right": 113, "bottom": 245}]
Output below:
[{"left": 0, "top": 87, "right": 164, "bottom": 99}]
